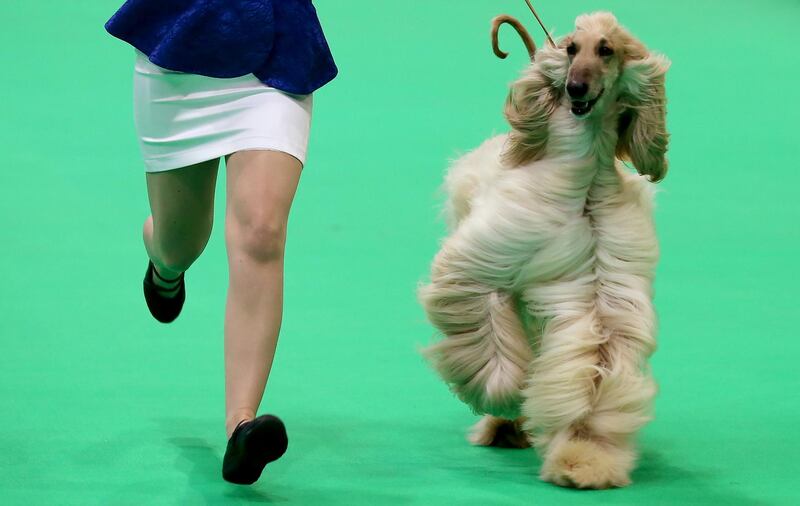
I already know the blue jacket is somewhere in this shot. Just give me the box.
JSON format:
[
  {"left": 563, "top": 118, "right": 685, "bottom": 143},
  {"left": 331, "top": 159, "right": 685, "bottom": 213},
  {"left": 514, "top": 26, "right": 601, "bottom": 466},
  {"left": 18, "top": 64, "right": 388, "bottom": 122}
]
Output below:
[{"left": 105, "top": 0, "right": 338, "bottom": 95}]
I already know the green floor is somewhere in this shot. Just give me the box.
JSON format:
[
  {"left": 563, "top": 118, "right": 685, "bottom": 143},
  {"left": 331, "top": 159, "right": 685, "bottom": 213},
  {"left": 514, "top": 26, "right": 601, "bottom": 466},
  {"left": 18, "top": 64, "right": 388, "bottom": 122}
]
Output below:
[{"left": 1, "top": 0, "right": 799, "bottom": 504}]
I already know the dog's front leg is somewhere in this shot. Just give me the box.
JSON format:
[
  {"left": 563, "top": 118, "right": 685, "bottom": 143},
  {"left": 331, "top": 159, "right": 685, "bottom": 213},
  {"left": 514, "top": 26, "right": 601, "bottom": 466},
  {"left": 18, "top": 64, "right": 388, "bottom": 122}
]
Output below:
[
  {"left": 419, "top": 210, "right": 539, "bottom": 418},
  {"left": 519, "top": 278, "right": 656, "bottom": 489},
  {"left": 420, "top": 277, "right": 529, "bottom": 418}
]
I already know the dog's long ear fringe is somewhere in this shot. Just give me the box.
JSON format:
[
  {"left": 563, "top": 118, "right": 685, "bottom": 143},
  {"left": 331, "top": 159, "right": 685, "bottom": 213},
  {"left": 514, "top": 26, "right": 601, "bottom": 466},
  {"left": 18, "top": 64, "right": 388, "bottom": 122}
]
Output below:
[
  {"left": 616, "top": 51, "right": 671, "bottom": 182},
  {"left": 502, "top": 47, "right": 567, "bottom": 167}
]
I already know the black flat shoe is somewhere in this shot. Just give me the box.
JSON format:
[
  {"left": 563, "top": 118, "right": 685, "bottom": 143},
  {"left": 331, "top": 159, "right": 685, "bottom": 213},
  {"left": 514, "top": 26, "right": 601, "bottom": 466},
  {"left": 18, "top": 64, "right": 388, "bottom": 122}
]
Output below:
[
  {"left": 222, "top": 415, "right": 288, "bottom": 485},
  {"left": 143, "top": 261, "right": 185, "bottom": 323}
]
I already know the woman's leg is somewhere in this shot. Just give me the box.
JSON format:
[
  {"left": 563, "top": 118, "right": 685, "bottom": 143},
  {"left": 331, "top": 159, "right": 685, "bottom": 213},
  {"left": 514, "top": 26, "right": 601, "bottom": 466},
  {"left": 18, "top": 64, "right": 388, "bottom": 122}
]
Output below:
[
  {"left": 223, "top": 150, "right": 302, "bottom": 437},
  {"left": 143, "top": 159, "right": 220, "bottom": 286}
]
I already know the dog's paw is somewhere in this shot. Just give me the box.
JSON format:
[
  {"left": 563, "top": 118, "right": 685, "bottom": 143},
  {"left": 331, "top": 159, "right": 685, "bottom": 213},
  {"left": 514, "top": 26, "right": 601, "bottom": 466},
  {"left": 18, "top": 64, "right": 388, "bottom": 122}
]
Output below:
[
  {"left": 468, "top": 415, "right": 531, "bottom": 449},
  {"left": 540, "top": 438, "right": 634, "bottom": 489}
]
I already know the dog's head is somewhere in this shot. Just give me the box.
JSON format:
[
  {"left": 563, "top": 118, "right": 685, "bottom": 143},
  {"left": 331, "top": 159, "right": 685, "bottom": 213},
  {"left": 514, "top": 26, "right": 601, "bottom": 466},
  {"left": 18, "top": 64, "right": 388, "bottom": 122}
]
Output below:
[{"left": 503, "top": 12, "right": 670, "bottom": 182}]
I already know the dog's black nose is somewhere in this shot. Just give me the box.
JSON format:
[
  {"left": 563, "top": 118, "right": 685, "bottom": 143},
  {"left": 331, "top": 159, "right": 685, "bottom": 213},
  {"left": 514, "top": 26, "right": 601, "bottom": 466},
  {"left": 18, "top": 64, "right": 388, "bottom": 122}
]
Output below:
[{"left": 567, "top": 81, "right": 589, "bottom": 99}]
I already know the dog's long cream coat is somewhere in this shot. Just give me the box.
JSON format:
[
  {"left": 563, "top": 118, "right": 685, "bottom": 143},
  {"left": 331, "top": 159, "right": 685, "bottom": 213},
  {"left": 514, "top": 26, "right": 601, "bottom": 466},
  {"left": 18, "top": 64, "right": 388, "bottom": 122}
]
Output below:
[{"left": 420, "top": 12, "right": 670, "bottom": 489}]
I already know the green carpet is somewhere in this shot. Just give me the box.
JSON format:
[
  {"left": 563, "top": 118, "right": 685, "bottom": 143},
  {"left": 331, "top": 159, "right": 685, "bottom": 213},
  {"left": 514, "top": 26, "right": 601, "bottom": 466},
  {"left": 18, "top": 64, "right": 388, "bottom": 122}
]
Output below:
[{"left": 1, "top": 0, "right": 798, "bottom": 504}]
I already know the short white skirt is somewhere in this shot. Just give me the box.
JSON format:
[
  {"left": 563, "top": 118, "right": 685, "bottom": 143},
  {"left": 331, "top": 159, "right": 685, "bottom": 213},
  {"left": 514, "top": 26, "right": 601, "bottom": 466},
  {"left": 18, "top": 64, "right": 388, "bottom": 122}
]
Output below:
[{"left": 133, "top": 51, "right": 313, "bottom": 172}]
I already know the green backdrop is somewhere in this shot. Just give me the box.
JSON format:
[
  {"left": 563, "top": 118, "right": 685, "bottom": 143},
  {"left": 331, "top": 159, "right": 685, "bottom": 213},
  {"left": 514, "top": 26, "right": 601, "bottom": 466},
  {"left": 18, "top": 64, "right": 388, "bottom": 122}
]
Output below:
[{"left": 1, "top": 1, "right": 798, "bottom": 504}]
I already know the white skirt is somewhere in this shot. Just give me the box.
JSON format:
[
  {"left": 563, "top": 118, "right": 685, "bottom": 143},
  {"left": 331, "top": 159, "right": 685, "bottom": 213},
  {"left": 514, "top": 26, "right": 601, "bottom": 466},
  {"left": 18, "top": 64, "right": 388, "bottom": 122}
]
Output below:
[{"left": 133, "top": 51, "right": 313, "bottom": 172}]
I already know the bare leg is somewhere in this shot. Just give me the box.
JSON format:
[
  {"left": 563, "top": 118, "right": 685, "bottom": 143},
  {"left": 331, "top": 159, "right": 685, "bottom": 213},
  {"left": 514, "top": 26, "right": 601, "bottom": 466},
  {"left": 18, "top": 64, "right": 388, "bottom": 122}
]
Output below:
[
  {"left": 143, "top": 159, "right": 220, "bottom": 286},
  {"left": 223, "top": 150, "right": 302, "bottom": 437}
]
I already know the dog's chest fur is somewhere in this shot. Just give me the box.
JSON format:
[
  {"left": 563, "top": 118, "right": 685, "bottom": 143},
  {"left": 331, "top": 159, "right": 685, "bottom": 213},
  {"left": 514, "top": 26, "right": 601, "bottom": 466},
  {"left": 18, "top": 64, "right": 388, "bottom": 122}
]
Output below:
[{"left": 499, "top": 115, "right": 659, "bottom": 323}]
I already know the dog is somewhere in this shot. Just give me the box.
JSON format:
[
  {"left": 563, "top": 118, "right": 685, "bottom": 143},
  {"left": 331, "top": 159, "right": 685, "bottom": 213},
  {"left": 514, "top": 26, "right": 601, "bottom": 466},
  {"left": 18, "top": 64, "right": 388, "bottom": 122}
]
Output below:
[{"left": 419, "top": 11, "right": 670, "bottom": 489}]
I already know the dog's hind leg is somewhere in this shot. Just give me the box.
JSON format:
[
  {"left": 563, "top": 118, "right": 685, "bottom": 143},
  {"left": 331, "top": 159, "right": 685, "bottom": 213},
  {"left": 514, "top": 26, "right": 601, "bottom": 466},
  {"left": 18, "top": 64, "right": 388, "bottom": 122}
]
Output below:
[
  {"left": 468, "top": 415, "right": 531, "bottom": 448},
  {"left": 419, "top": 281, "right": 532, "bottom": 419}
]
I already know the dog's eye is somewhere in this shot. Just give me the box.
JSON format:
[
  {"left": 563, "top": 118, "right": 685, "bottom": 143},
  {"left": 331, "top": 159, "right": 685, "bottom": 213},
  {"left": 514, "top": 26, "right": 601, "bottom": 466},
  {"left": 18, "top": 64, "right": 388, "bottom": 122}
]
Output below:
[
  {"left": 598, "top": 45, "right": 614, "bottom": 57},
  {"left": 566, "top": 43, "right": 577, "bottom": 56}
]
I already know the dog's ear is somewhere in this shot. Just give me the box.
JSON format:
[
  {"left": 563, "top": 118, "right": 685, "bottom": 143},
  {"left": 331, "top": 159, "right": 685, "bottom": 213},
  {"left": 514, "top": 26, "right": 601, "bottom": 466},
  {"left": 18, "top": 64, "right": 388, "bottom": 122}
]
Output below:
[
  {"left": 502, "top": 45, "right": 569, "bottom": 167},
  {"left": 616, "top": 45, "right": 671, "bottom": 182}
]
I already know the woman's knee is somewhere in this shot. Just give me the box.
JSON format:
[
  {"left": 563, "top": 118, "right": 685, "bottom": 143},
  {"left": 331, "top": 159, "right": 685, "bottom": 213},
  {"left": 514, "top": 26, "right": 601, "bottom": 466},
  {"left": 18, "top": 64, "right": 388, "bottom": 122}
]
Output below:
[{"left": 228, "top": 213, "right": 287, "bottom": 263}]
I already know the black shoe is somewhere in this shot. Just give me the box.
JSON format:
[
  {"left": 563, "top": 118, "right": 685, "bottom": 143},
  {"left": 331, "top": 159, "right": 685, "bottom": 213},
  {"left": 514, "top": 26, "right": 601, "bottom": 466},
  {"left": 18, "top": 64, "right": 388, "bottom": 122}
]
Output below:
[
  {"left": 143, "top": 261, "right": 185, "bottom": 323},
  {"left": 222, "top": 415, "right": 288, "bottom": 485}
]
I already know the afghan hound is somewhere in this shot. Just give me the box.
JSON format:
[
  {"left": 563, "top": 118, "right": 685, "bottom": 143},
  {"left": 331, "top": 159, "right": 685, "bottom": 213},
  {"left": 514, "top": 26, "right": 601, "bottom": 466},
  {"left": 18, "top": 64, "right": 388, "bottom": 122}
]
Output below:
[{"left": 419, "top": 12, "right": 670, "bottom": 489}]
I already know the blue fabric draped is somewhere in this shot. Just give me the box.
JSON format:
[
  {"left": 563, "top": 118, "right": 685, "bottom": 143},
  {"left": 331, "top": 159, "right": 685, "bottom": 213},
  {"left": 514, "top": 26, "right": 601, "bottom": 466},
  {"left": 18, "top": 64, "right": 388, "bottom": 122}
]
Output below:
[{"left": 105, "top": 0, "right": 337, "bottom": 95}]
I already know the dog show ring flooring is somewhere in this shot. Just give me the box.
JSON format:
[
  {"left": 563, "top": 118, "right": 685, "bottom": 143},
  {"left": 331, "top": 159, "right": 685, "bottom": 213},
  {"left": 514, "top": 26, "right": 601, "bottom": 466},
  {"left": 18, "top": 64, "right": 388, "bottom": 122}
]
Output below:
[{"left": 1, "top": 1, "right": 797, "bottom": 504}]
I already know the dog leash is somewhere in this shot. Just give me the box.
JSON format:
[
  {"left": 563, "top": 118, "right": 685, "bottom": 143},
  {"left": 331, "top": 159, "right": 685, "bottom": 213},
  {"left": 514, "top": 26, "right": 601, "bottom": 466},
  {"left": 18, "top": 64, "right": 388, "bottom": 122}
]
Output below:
[{"left": 522, "top": 0, "right": 556, "bottom": 47}]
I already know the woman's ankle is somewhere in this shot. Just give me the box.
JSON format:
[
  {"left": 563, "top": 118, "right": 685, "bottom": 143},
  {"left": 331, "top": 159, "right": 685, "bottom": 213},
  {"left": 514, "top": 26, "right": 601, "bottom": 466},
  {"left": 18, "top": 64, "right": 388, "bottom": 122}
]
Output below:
[
  {"left": 226, "top": 409, "right": 256, "bottom": 438},
  {"left": 151, "top": 263, "right": 183, "bottom": 287}
]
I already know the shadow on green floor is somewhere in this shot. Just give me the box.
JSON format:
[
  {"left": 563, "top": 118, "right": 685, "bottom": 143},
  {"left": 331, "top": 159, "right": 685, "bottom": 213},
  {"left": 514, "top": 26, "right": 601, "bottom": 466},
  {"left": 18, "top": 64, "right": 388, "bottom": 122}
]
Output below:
[{"left": 169, "top": 436, "right": 288, "bottom": 504}]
